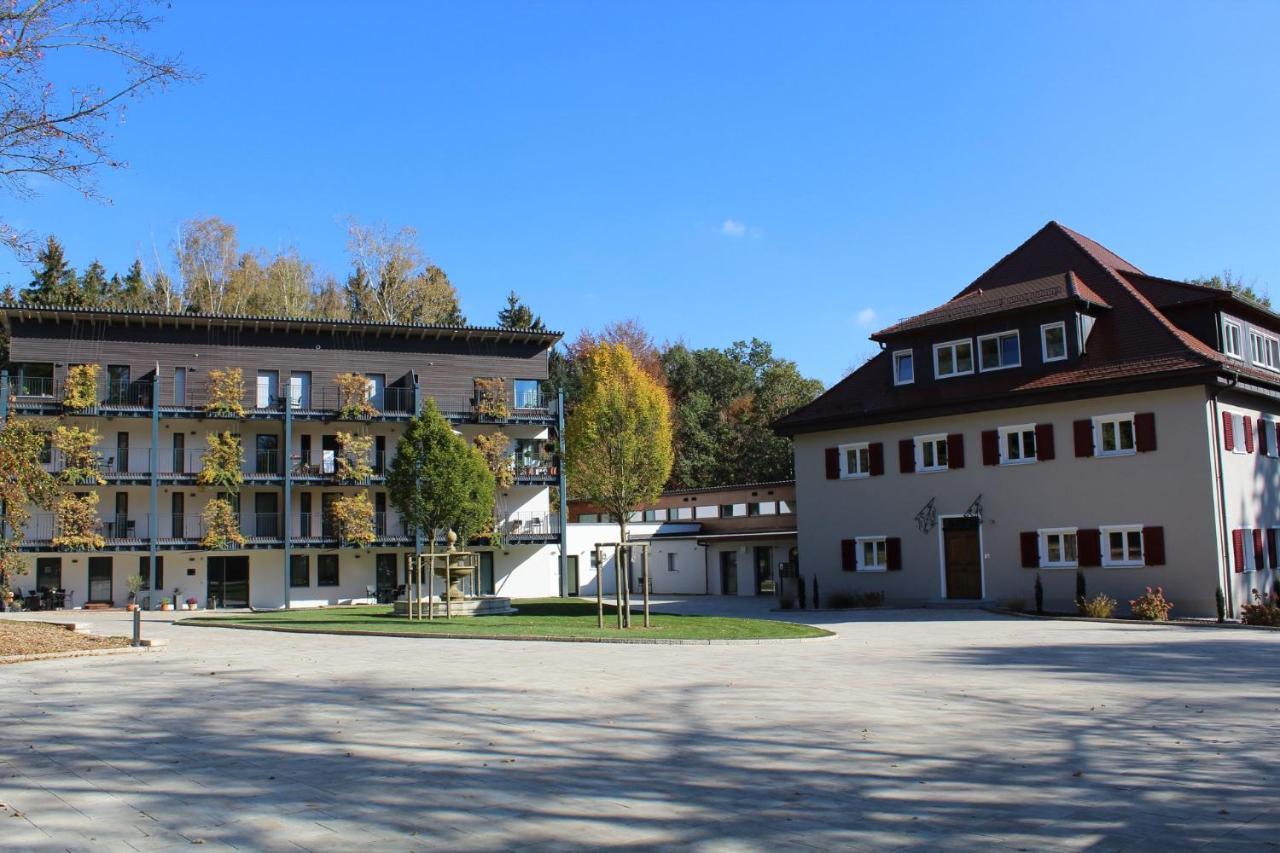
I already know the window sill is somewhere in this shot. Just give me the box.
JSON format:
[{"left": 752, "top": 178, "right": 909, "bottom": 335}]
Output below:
[
  {"left": 935, "top": 371, "right": 974, "bottom": 380},
  {"left": 915, "top": 466, "right": 948, "bottom": 474},
  {"left": 840, "top": 473, "right": 870, "bottom": 481},
  {"left": 855, "top": 567, "right": 888, "bottom": 573},
  {"left": 999, "top": 458, "right": 1037, "bottom": 467},
  {"left": 1043, "top": 355, "right": 1068, "bottom": 363},
  {"left": 893, "top": 379, "right": 914, "bottom": 387},
  {"left": 1102, "top": 562, "right": 1146, "bottom": 569},
  {"left": 1039, "top": 563, "right": 1078, "bottom": 570},
  {"left": 1094, "top": 450, "right": 1137, "bottom": 458},
  {"left": 979, "top": 363, "right": 1021, "bottom": 373}
]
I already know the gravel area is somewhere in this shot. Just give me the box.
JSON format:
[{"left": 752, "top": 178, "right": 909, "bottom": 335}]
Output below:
[{"left": 0, "top": 620, "right": 129, "bottom": 659}]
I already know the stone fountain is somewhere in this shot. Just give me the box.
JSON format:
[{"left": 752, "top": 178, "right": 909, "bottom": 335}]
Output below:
[{"left": 393, "top": 531, "right": 516, "bottom": 617}]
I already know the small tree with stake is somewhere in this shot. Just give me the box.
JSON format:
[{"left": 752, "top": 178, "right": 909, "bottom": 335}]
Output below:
[
  {"left": 565, "top": 342, "right": 673, "bottom": 628},
  {"left": 387, "top": 400, "right": 495, "bottom": 606}
]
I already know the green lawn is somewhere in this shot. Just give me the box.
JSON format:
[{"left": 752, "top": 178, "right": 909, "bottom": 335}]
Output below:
[{"left": 182, "top": 598, "right": 831, "bottom": 641}]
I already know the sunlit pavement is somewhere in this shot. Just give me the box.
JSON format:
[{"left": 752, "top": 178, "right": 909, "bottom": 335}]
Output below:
[{"left": 1, "top": 600, "right": 1277, "bottom": 851}]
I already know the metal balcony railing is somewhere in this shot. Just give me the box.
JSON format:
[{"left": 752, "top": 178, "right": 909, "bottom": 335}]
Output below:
[{"left": 497, "top": 512, "right": 560, "bottom": 540}]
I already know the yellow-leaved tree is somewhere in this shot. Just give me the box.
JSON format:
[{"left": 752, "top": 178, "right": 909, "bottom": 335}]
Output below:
[{"left": 565, "top": 342, "right": 673, "bottom": 627}]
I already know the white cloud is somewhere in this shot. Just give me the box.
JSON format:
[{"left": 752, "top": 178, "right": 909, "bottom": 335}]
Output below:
[
  {"left": 720, "top": 218, "right": 747, "bottom": 237},
  {"left": 855, "top": 307, "right": 877, "bottom": 328}
]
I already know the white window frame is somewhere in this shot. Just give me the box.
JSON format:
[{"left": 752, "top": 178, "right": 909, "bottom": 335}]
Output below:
[
  {"left": 1250, "top": 329, "right": 1280, "bottom": 371},
  {"left": 1229, "top": 412, "right": 1248, "bottom": 455},
  {"left": 1265, "top": 419, "right": 1280, "bottom": 458},
  {"left": 855, "top": 536, "right": 888, "bottom": 572},
  {"left": 667, "top": 552, "right": 677, "bottom": 573},
  {"left": 893, "top": 350, "right": 915, "bottom": 386},
  {"left": 1040, "top": 321, "right": 1068, "bottom": 363},
  {"left": 998, "top": 424, "right": 1038, "bottom": 465},
  {"left": 1093, "top": 413, "right": 1137, "bottom": 457},
  {"left": 933, "top": 338, "right": 974, "bottom": 379},
  {"left": 915, "top": 434, "right": 949, "bottom": 473},
  {"left": 1101, "top": 525, "right": 1145, "bottom": 568},
  {"left": 1038, "top": 527, "right": 1079, "bottom": 569},
  {"left": 1222, "top": 317, "right": 1243, "bottom": 360},
  {"left": 839, "top": 442, "right": 871, "bottom": 479},
  {"left": 977, "top": 330, "right": 1021, "bottom": 372}
]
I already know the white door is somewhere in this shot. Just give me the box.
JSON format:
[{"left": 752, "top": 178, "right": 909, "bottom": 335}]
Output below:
[
  {"left": 289, "top": 373, "right": 310, "bottom": 409},
  {"left": 256, "top": 371, "right": 278, "bottom": 409}
]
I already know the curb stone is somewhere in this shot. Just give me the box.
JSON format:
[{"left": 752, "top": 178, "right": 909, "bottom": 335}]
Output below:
[
  {"left": 985, "top": 607, "right": 1280, "bottom": 632},
  {"left": 0, "top": 645, "right": 162, "bottom": 666}
]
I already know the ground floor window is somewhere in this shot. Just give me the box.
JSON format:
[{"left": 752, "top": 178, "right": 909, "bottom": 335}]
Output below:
[
  {"left": 1038, "top": 528, "right": 1078, "bottom": 568},
  {"left": 35, "top": 557, "right": 61, "bottom": 590},
  {"left": 857, "top": 537, "right": 887, "bottom": 571},
  {"left": 317, "top": 554, "right": 339, "bottom": 586},
  {"left": 1102, "top": 526, "right": 1144, "bottom": 567},
  {"left": 290, "top": 554, "right": 310, "bottom": 587}
]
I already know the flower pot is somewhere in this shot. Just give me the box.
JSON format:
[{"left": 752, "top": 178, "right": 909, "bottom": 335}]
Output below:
[
  {"left": 160, "top": 603, "right": 172, "bottom": 611},
  {"left": 126, "top": 603, "right": 138, "bottom": 612}
]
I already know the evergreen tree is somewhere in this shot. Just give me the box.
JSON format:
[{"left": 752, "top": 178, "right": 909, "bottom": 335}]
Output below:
[
  {"left": 78, "top": 260, "right": 110, "bottom": 306},
  {"left": 497, "top": 291, "right": 545, "bottom": 330},
  {"left": 21, "top": 237, "right": 79, "bottom": 306},
  {"left": 116, "top": 260, "right": 150, "bottom": 311}
]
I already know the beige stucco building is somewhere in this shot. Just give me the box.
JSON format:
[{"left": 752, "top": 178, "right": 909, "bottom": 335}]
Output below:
[{"left": 776, "top": 222, "right": 1280, "bottom": 618}]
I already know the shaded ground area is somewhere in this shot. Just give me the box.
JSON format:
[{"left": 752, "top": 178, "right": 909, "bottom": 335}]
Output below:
[
  {"left": 182, "top": 598, "right": 831, "bottom": 641},
  {"left": 1, "top": 602, "right": 1277, "bottom": 850},
  {"left": 0, "top": 619, "right": 129, "bottom": 659}
]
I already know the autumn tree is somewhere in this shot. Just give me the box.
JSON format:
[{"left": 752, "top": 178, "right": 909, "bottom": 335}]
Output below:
[
  {"left": 0, "top": 420, "right": 60, "bottom": 603},
  {"left": 387, "top": 399, "right": 496, "bottom": 553},
  {"left": 0, "top": 0, "right": 192, "bottom": 258},
  {"left": 565, "top": 343, "right": 673, "bottom": 626},
  {"left": 497, "top": 292, "right": 545, "bottom": 330},
  {"left": 1188, "top": 270, "right": 1271, "bottom": 310},
  {"left": 344, "top": 219, "right": 465, "bottom": 325}
]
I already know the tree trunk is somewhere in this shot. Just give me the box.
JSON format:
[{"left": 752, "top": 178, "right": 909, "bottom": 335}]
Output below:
[
  {"left": 619, "top": 519, "right": 631, "bottom": 628},
  {"left": 642, "top": 545, "right": 650, "bottom": 628},
  {"left": 595, "top": 545, "right": 604, "bottom": 628}
]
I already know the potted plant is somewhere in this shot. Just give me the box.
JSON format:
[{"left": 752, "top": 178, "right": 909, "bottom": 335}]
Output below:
[
  {"left": 126, "top": 573, "right": 143, "bottom": 611},
  {"left": 185, "top": 596, "right": 198, "bottom": 611},
  {"left": 159, "top": 597, "right": 172, "bottom": 611}
]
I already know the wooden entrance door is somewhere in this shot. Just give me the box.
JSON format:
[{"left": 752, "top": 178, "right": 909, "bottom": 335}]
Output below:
[{"left": 943, "top": 516, "right": 983, "bottom": 599}]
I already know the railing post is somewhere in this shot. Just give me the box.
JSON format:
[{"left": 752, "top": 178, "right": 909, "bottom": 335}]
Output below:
[
  {"left": 556, "top": 389, "right": 569, "bottom": 597},
  {"left": 148, "top": 371, "right": 160, "bottom": 606},
  {"left": 282, "top": 393, "right": 292, "bottom": 610}
]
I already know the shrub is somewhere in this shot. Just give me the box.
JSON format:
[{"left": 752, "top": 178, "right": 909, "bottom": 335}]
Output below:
[
  {"left": 204, "top": 368, "right": 246, "bottom": 418},
  {"left": 52, "top": 425, "right": 105, "bottom": 485},
  {"left": 473, "top": 378, "right": 509, "bottom": 420},
  {"left": 1240, "top": 588, "right": 1280, "bottom": 627},
  {"left": 201, "top": 498, "right": 246, "bottom": 550},
  {"left": 334, "top": 431, "right": 374, "bottom": 483},
  {"left": 198, "top": 432, "right": 245, "bottom": 489},
  {"left": 827, "top": 591, "right": 858, "bottom": 609},
  {"left": 62, "top": 363, "right": 100, "bottom": 411},
  {"left": 335, "top": 373, "right": 377, "bottom": 419},
  {"left": 52, "top": 493, "right": 105, "bottom": 551},
  {"left": 1077, "top": 593, "right": 1117, "bottom": 618},
  {"left": 1130, "top": 586, "right": 1174, "bottom": 621}
]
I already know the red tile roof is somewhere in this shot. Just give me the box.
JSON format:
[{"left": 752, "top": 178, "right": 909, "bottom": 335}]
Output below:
[{"left": 776, "top": 222, "right": 1268, "bottom": 435}]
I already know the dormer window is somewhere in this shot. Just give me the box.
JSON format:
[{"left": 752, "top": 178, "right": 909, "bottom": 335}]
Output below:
[
  {"left": 933, "top": 339, "right": 973, "bottom": 379},
  {"left": 1041, "top": 322, "right": 1067, "bottom": 362},
  {"left": 978, "top": 331, "right": 1020, "bottom": 372},
  {"left": 893, "top": 350, "right": 914, "bottom": 385},
  {"left": 1249, "top": 329, "right": 1280, "bottom": 371},
  {"left": 1222, "top": 317, "right": 1243, "bottom": 360}
]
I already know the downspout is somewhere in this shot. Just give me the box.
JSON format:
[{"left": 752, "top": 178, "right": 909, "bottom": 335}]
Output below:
[
  {"left": 282, "top": 388, "right": 292, "bottom": 609},
  {"left": 149, "top": 369, "right": 160, "bottom": 608},
  {"left": 1210, "top": 372, "right": 1237, "bottom": 617}
]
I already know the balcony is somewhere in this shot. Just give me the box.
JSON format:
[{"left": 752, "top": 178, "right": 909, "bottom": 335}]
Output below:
[
  {"left": 436, "top": 392, "right": 557, "bottom": 425},
  {"left": 289, "top": 450, "right": 387, "bottom": 484},
  {"left": 513, "top": 452, "right": 558, "bottom": 485},
  {"left": 495, "top": 511, "right": 560, "bottom": 543}
]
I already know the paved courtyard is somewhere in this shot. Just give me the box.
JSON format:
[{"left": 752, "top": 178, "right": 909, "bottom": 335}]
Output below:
[{"left": 1, "top": 600, "right": 1277, "bottom": 851}]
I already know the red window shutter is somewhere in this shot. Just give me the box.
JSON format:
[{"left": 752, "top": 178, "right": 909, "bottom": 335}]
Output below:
[
  {"left": 841, "top": 539, "right": 856, "bottom": 571},
  {"left": 868, "top": 442, "right": 884, "bottom": 476},
  {"left": 1035, "top": 423, "right": 1055, "bottom": 460},
  {"left": 1223, "top": 411, "right": 1235, "bottom": 451},
  {"left": 1020, "top": 531, "right": 1039, "bottom": 568},
  {"left": 825, "top": 447, "right": 840, "bottom": 479},
  {"left": 1077, "top": 529, "right": 1101, "bottom": 567},
  {"left": 981, "top": 429, "right": 999, "bottom": 466},
  {"left": 1269, "top": 529, "right": 1279, "bottom": 569},
  {"left": 1073, "top": 419, "right": 1093, "bottom": 457},
  {"left": 1259, "top": 420, "right": 1270, "bottom": 457},
  {"left": 886, "top": 537, "right": 902, "bottom": 571},
  {"left": 1232, "top": 529, "right": 1245, "bottom": 573},
  {"left": 1253, "top": 528, "right": 1265, "bottom": 567},
  {"left": 947, "top": 433, "right": 965, "bottom": 469},
  {"left": 899, "top": 438, "right": 915, "bottom": 473},
  {"left": 1243, "top": 416, "right": 1255, "bottom": 454},
  {"left": 1142, "top": 526, "right": 1165, "bottom": 566},
  {"left": 1134, "top": 413, "right": 1157, "bottom": 452}
]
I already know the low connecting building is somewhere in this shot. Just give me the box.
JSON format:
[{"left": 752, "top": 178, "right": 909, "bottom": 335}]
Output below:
[
  {"left": 567, "top": 482, "right": 797, "bottom": 596},
  {"left": 776, "top": 222, "right": 1280, "bottom": 617},
  {"left": 1, "top": 306, "right": 568, "bottom": 609}
]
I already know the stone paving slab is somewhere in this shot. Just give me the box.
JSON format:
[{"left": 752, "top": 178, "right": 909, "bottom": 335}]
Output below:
[{"left": 1, "top": 600, "right": 1278, "bottom": 850}]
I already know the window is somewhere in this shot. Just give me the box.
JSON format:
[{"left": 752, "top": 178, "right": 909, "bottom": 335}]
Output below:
[
  {"left": 1041, "top": 322, "right": 1067, "bottom": 363},
  {"left": 36, "top": 557, "right": 62, "bottom": 590},
  {"left": 841, "top": 442, "right": 871, "bottom": 478},
  {"left": 642, "top": 509, "right": 665, "bottom": 522},
  {"left": 578, "top": 513, "right": 599, "bottom": 523},
  {"left": 1094, "top": 414, "right": 1136, "bottom": 456},
  {"left": 1227, "top": 412, "right": 1248, "bottom": 455},
  {"left": 1264, "top": 420, "right": 1280, "bottom": 458},
  {"left": 719, "top": 505, "right": 734, "bottom": 518},
  {"left": 778, "top": 500, "right": 794, "bottom": 515},
  {"left": 290, "top": 555, "right": 310, "bottom": 587},
  {"left": 857, "top": 537, "right": 888, "bottom": 571},
  {"left": 1102, "top": 526, "right": 1144, "bottom": 567},
  {"left": 673, "top": 506, "right": 693, "bottom": 520},
  {"left": 893, "top": 350, "right": 914, "bottom": 385},
  {"left": 695, "top": 505, "right": 717, "bottom": 519},
  {"left": 1251, "top": 330, "right": 1280, "bottom": 371},
  {"left": 138, "top": 556, "right": 162, "bottom": 591},
  {"left": 14, "top": 362, "right": 54, "bottom": 395},
  {"left": 317, "top": 554, "right": 340, "bottom": 586},
  {"left": 933, "top": 339, "right": 974, "bottom": 378},
  {"left": 667, "top": 553, "right": 677, "bottom": 573},
  {"left": 978, "top": 331, "right": 1021, "bottom": 371},
  {"left": 755, "top": 501, "right": 777, "bottom": 516},
  {"left": 999, "top": 425, "right": 1037, "bottom": 464},
  {"left": 915, "top": 434, "right": 948, "bottom": 472},
  {"left": 513, "top": 380, "right": 541, "bottom": 409},
  {"left": 1222, "top": 317, "right": 1243, "bottom": 360},
  {"left": 1038, "top": 529, "right": 1078, "bottom": 568}
]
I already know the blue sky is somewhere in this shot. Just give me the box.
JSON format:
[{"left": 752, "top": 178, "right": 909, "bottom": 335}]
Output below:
[{"left": 4, "top": 1, "right": 1280, "bottom": 385}]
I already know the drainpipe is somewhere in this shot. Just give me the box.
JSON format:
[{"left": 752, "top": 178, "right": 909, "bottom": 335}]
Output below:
[
  {"left": 282, "top": 390, "right": 292, "bottom": 609},
  {"left": 1210, "top": 373, "right": 1237, "bottom": 617},
  {"left": 556, "top": 389, "right": 568, "bottom": 597},
  {"left": 149, "top": 369, "right": 160, "bottom": 607}
]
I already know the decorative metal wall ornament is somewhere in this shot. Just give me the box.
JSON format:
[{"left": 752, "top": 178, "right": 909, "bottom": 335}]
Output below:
[
  {"left": 914, "top": 498, "right": 937, "bottom": 534},
  {"left": 964, "top": 494, "right": 984, "bottom": 520}
]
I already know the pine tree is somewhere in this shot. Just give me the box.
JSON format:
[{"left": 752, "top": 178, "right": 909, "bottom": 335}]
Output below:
[
  {"left": 78, "top": 260, "right": 110, "bottom": 306},
  {"left": 497, "top": 291, "right": 545, "bottom": 330},
  {"left": 117, "top": 260, "right": 149, "bottom": 310},
  {"left": 21, "top": 237, "right": 79, "bottom": 306}
]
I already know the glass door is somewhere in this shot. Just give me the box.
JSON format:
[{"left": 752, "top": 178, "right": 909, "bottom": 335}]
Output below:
[
  {"left": 566, "top": 555, "right": 579, "bottom": 596},
  {"left": 256, "top": 370, "right": 279, "bottom": 409},
  {"left": 479, "top": 551, "right": 495, "bottom": 595},
  {"left": 207, "top": 556, "right": 250, "bottom": 608},
  {"left": 754, "top": 546, "right": 774, "bottom": 595},
  {"left": 375, "top": 553, "right": 398, "bottom": 602},
  {"left": 719, "top": 551, "right": 738, "bottom": 595},
  {"left": 172, "top": 432, "right": 185, "bottom": 474},
  {"left": 173, "top": 367, "right": 186, "bottom": 406},
  {"left": 88, "top": 556, "right": 113, "bottom": 603},
  {"left": 289, "top": 371, "right": 311, "bottom": 410}
]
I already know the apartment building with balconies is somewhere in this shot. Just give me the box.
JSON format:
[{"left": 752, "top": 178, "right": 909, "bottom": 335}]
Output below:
[{"left": 1, "top": 306, "right": 567, "bottom": 610}]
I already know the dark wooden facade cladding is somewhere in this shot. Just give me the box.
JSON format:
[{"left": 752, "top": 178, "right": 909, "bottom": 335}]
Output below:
[{"left": 5, "top": 314, "right": 554, "bottom": 408}]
